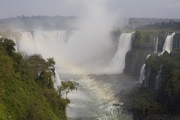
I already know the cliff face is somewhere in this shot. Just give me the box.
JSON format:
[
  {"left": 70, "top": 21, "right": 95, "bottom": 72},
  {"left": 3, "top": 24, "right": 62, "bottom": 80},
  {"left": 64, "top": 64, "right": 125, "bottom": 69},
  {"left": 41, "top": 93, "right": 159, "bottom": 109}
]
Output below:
[
  {"left": 121, "top": 33, "right": 180, "bottom": 119},
  {"left": 142, "top": 33, "right": 180, "bottom": 89},
  {"left": 124, "top": 29, "right": 180, "bottom": 79},
  {"left": 143, "top": 49, "right": 180, "bottom": 112},
  {"left": 173, "top": 33, "right": 180, "bottom": 49},
  {"left": 124, "top": 30, "right": 169, "bottom": 78}
]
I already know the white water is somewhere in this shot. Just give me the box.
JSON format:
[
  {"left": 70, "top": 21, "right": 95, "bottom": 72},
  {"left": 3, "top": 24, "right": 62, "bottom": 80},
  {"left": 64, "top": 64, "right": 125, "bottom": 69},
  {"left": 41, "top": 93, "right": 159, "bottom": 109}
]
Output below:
[
  {"left": 15, "top": 31, "right": 134, "bottom": 75},
  {"left": 161, "top": 32, "right": 175, "bottom": 54},
  {"left": 53, "top": 69, "right": 62, "bottom": 90},
  {"left": 139, "top": 64, "right": 145, "bottom": 83},
  {"left": 16, "top": 31, "right": 73, "bottom": 55},
  {"left": 154, "top": 37, "right": 158, "bottom": 54},
  {"left": 15, "top": 31, "right": 74, "bottom": 88},
  {"left": 155, "top": 64, "right": 163, "bottom": 90},
  {"left": 18, "top": 32, "right": 35, "bottom": 55},
  {"left": 139, "top": 33, "right": 175, "bottom": 89},
  {"left": 66, "top": 74, "right": 133, "bottom": 120},
  {"left": 13, "top": 31, "right": 134, "bottom": 120},
  {"left": 138, "top": 54, "right": 151, "bottom": 83},
  {"left": 108, "top": 33, "right": 133, "bottom": 74}
]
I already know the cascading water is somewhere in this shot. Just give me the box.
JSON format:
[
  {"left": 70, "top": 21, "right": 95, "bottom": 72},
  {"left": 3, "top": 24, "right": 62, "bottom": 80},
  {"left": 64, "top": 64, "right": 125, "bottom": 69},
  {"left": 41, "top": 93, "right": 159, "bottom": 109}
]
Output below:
[
  {"left": 17, "top": 32, "right": 36, "bottom": 55},
  {"left": 154, "top": 37, "right": 158, "bottom": 54},
  {"left": 109, "top": 33, "right": 133, "bottom": 74},
  {"left": 155, "top": 64, "right": 163, "bottom": 90},
  {"left": 12, "top": 30, "right": 134, "bottom": 120},
  {"left": 139, "top": 33, "right": 173, "bottom": 86},
  {"left": 161, "top": 32, "right": 175, "bottom": 54},
  {"left": 54, "top": 69, "right": 62, "bottom": 90},
  {"left": 138, "top": 54, "right": 151, "bottom": 83},
  {"left": 144, "top": 67, "right": 151, "bottom": 87},
  {"left": 16, "top": 31, "right": 73, "bottom": 54},
  {"left": 139, "top": 64, "right": 145, "bottom": 83},
  {"left": 15, "top": 31, "right": 72, "bottom": 89},
  {"left": 34, "top": 31, "right": 74, "bottom": 44},
  {"left": 66, "top": 74, "right": 134, "bottom": 120}
]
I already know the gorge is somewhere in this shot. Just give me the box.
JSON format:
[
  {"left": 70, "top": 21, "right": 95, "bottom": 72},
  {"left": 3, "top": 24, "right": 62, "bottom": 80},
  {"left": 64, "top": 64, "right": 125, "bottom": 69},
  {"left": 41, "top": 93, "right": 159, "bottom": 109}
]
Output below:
[{"left": 1, "top": 19, "right": 180, "bottom": 120}]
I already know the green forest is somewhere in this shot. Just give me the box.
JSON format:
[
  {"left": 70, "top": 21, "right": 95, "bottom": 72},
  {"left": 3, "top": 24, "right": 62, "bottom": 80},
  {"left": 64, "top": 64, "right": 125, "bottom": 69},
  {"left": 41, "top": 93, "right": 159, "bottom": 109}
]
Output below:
[
  {"left": 0, "top": 38, "right": 74, "bottom": 120},
  {"left": 120, "top": 21, "right": 180, "bottom": 119}
]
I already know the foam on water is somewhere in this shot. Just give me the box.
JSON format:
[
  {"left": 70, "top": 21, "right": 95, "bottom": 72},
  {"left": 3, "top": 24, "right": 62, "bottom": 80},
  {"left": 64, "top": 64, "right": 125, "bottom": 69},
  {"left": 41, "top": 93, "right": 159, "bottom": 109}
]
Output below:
[{"left": 66, "top": 74, "right": 133, "bottom": 120}]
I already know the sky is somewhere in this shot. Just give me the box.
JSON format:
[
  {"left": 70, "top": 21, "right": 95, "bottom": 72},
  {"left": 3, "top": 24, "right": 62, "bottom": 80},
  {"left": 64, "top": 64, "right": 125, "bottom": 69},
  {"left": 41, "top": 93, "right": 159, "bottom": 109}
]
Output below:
[{"left": 0, "top": 0, "right": 180, "bottom": 19}]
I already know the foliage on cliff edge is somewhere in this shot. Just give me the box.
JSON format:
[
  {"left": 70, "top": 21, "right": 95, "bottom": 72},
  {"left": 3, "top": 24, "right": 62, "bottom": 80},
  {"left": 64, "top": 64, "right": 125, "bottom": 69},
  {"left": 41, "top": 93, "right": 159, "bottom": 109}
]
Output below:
[{"left": 0, "top": 38, "right": 69, "bottom": 120}]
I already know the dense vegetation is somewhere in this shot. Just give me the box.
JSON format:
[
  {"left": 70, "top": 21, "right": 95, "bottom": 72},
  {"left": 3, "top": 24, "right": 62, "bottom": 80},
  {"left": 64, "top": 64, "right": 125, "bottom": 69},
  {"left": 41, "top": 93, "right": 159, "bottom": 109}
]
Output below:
[
  {"left": 124, "top": 25, "right": 180, "bottom": 78},
  {"left": 121, "top": 21, "right": 180, "bottom": 119},
  {"left": 145, "top": 49, "right": 180, "bottom": 106},
  {"left": 126, "top": 18, "right": 180, "bottom": 30},
  {"left": 124, "top": 30, "right": 166, "bottom": 78},
  {"left": 0, "top": 38, "right": 73, "bottom": 120},
  {"left": 120, "top": 49, "right": 180, "bottom": 119},
  {"left": 118, "top": 21, "right": 180, "bottom": 120},
  {"left": 139, "top": 20, "right": 180, "bottom": 30}
]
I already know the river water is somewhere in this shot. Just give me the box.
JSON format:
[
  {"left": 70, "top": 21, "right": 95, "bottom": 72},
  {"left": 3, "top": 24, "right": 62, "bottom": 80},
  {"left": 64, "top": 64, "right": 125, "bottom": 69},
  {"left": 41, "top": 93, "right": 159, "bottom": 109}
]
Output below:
[{"left": 61, "top": 74, "right": 135, "bottom": 120}]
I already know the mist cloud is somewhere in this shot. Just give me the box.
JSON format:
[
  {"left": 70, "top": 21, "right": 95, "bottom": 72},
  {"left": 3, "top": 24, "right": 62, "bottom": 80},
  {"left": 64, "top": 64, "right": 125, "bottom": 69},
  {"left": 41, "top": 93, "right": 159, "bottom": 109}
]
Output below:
[{"left": 35, "top": 0, "right": 120, "bottom": 74}]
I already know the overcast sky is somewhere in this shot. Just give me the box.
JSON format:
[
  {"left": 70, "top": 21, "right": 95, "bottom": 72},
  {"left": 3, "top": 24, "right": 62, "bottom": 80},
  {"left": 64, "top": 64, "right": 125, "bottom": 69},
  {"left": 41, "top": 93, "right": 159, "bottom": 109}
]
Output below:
[{"left": 0, "top": 0, "right": 180, "bottom": 19}]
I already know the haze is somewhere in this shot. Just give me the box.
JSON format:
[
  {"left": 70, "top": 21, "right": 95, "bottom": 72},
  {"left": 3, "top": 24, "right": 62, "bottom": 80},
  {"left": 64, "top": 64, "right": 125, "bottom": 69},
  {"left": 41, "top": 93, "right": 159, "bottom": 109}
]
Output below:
[
  {"left": 0, "top": 0, "right": 180, "bottom": 19},
  {"left": 1, "top": 0, "right": 180, "bottom": 74}
]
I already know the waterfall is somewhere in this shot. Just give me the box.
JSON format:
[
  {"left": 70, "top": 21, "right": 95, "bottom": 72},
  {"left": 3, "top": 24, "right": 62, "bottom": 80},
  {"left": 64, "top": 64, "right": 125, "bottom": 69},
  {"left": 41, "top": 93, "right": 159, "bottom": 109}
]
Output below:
[
  {"left": 109, "top": 32, "right": 133, "bottom": 73},
  {"left": 161, "top": 32, "right": 175, "bottom": 54},
  {"left": 154, "top": 37, "right": 158, "bottom": 54},
  {"left": 139, "top": 64, "right": 145, "bottom": 83},
  {"left": 149, "top": 33, "right": 175, "bottom": 88},
  {"left": 17, "top": 32, "right": 35, "bottom": 55},
  {"left": 138, "top": 54, "right": 151, "bottom": 83},
  {"left": 155, "top": 64, "right": 163, "bottom": 90},
  {"left": 54, "top": 69, "right": 62, "bottom": 90},
  {"left": 34, "top": 31, "right": 74, "bottom": 44},
  {"left": 15, "top": 31, "right": 74, "bottom": 88},
  {"left": 14, "top": 30, "right": 132, "bottom": 75},
  {"left": 144, "top": 67, "right": 151, "bottom": 87},
  {"left": 16, "top": 31, "right": 74, "bottom": 55}
]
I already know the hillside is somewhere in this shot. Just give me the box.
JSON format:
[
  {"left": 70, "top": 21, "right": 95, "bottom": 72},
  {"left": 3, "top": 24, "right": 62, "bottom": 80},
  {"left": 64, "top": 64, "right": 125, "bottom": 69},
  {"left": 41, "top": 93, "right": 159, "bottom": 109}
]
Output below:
[{"left": 0, "top": 38, "right": 70, "bottom": 120}]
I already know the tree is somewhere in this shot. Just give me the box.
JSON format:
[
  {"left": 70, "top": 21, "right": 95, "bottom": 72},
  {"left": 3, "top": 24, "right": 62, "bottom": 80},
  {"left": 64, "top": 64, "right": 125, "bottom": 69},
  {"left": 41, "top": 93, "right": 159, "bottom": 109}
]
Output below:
[
  {"left": 0, "top": 38, "right": 15, "bottom": 55},
  {"left": 47, "top": 57, "right": 56, "bottom": 66},
  {"left": 39, "top": 71, "right": 53, "bottom": 88},
  {"left": 60, "top": 81, "right": 77, "bottom": 99},
  {"left": 164, "top": 70, "right": 180, "bottom": 104},
  {"left": 47, "top": 57, "right": 56, "bottom": 75},
  {"left": 0, "top": 39, "right": 69, "bottom": 119},
  {"left": 27, "top": 55, "right": 47, "bottom": 79}
]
